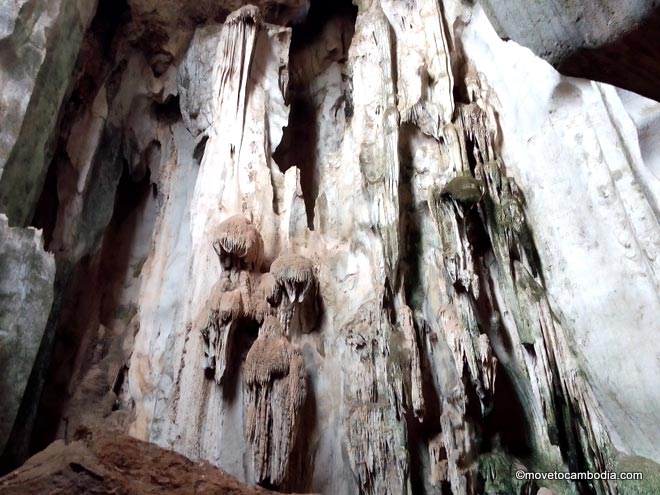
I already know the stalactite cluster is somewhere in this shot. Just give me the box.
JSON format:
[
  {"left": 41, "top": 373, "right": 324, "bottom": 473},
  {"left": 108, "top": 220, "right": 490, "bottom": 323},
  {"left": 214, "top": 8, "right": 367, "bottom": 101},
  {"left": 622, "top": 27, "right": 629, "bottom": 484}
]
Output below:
[{"left": 198, "top": 215, "right": 318, "bottom": 485}]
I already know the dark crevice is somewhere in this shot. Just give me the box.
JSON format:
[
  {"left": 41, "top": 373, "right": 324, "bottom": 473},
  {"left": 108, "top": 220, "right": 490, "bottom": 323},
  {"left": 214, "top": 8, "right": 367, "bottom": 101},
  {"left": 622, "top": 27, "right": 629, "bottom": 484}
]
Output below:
[
  {"left": 222, "top": 317, "right": 260, "bottom": 404},
  {"left": 193, "top": 136, "right": 209, "bottom": 165},
  {"left": 463, "top": 137, "right": 479, "bottom": 175},
  {"left": 282, "top": 362, "right": 317, "bottom": 493},
  {"left": 288, "top": 1, "right": 357, "bottom": 55},
  {"left": 152, "top": 95, "right": 181, "bottom": 123},
  {"left": 481, "top": 361, "right": 534, "bottom": 459},
  {"left": 90, "top": 0, "right": 130, "bottom": 58},
  {"left": 544, "top": 342, "right": 598, "bottom": 495},
  {"left": 397, "top": 124, "right": 424, "bottom": 308},
  {"left": 273, "top": 0, "right": 357, "bottom": 230},
  {"left": 405, "top": 409, "right": 426, "bottom": 495},
  {"left": 30, "top": 0, "right": 129, "bottom": 235},
  {"left": 31, "top": 156, "right": 59, "bottom": 250},
  {"left": 30, "top": 157, "right": 153, "bottom": 457},
  {"left": 273, "top": 95, "right": 318, "bottom": 229},
  {"left": 465, "top": 208, "right": 492, "bottom": 258}
]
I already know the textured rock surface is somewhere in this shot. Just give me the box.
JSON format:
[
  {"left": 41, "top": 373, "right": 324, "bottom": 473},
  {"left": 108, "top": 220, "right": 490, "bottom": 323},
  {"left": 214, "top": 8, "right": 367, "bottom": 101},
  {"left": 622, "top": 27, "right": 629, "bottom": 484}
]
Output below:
[
  {"left": 0, "top": 0, "right": 659, "bottom": 494},
  {"left": 0, "top": 430, "right": 308, "bottom": 495},
  {"left": 0, "top": 0, "right": 98, "bottom": 225},
  {"left": 0, "top": 215, "right": 55, "bottom": 452},
  {"left": 461, "top": 9, "right": 660, "bottom": 463},
  {"left": 478, "top": 0, "right": 660, "bottom": 102}
]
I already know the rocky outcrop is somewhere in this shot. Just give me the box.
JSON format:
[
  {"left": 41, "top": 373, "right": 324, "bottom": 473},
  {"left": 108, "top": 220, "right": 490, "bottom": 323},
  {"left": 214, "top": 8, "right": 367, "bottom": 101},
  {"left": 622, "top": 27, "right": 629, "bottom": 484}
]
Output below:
[
  {"left": 0, "top": 0, "right": 98, "bottom": 226},
  {"left": 479, "top": 0, "right": 660, "bottom": 102},
  {"left": 0, "top": 429, "right": 310, "bottom": 495},
  {"left": 0, "top": 216, "right": 55, "bottom": 453}
]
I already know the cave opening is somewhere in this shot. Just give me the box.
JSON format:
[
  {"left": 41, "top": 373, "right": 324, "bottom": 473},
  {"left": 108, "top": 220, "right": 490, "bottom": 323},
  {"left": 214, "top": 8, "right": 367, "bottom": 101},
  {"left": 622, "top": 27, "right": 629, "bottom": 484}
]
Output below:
[{"left": 273, "top": 0, "right": 357, "bottom": 230}]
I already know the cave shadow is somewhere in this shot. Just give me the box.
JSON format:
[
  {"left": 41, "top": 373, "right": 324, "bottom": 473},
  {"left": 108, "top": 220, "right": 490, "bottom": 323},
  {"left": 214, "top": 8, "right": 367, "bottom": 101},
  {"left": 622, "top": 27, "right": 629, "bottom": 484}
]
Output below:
[
  {"left": 272, "top": 0, "right": 358, "bottom": 230},
  {"left": 221, "top": 317, "right": 260, "bottom": 405},
  {"left": 281, "top": 356, "right": 318, "bottom": 493},
  {"left": 273, "top": 93, "right": 319, "bottom": 230}
]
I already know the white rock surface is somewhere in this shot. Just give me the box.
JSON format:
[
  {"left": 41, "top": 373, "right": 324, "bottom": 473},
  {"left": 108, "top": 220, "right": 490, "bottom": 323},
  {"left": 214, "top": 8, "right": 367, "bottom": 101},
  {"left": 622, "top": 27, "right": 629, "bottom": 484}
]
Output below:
[
  {"left": 0, "top": 215, "right": 55, "bottom": 452},
  {"left": 460, "top": 5, "right": 660, "bottom": 462}
]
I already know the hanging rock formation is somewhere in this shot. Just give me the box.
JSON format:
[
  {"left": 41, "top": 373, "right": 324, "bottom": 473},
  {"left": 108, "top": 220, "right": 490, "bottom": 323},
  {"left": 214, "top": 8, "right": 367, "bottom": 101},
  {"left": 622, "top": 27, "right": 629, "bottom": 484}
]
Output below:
[
  {"left": 268, "top": 253, "right": 319, "bottom": 334},
  {"left": 200, "top": 215, "right": 264, "bottom": 384},
  {"left": 1, "top": 1, "right": 660, "bottom": 495},
  {"left": 245, "top": 316, "right": 307, "bottom": 486},
  {"left": 478, "top": 0, "right": 660, "bottom": 102}
]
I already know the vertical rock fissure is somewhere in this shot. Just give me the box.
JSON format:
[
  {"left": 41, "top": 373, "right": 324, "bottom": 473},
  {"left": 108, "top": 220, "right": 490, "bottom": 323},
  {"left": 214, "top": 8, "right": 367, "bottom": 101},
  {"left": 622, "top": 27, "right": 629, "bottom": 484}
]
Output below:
[{"left": 273, "top": 0, "right": 358, "bottom": 230}]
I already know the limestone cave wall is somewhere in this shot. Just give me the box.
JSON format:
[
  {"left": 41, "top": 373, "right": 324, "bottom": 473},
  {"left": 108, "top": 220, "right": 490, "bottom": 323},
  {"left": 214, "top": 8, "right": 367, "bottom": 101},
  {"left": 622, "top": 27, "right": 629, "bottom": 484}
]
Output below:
[{"left": 1, "top": 1, "right": 659, "bottom": 495}]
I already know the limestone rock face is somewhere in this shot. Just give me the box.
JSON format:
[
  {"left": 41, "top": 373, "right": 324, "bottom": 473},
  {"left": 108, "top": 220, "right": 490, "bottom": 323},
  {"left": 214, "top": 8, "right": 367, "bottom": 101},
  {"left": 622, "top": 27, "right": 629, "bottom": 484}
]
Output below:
[
  {"left": 0, "top": 216, "right": 55, "bottom": 452},
  {"left": 1, "top": 1, "right": 660, "bottom": 495},
  {"left": 0, "top": 0, "right": 97, "bottom": 226},
  {"left": 479, "top": 0, "right": 660, "bottom": 102}
]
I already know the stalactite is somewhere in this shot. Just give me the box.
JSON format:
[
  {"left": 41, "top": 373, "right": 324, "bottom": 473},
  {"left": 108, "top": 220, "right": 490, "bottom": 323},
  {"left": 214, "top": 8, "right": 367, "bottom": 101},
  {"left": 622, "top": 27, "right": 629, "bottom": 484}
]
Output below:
[
  {"left": 200, "top": 289, "right": 244, "bottom": 383},
  {"left": 340, "top": 301, "right": 413, "bottom": 495},
  {"left": 212, "top": 215, "right": 265, "bottom": 272},
  {"left": 244, "top": 316, "right": 307, "bottom": 486},
  {"left": 268, "top": 253, "right": 319, "bottom": 334}
]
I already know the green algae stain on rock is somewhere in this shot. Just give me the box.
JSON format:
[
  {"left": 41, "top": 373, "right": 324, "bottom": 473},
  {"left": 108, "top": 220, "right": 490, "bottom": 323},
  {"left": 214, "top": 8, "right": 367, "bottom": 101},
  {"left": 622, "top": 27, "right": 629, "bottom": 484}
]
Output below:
[
  {"left": 441, "top": 175, "right": 484, "bottom": 205},
  {"left": 615, "top": 455, "right": 660, "bottom": 495},
  {"left": 478, "top": 452, "right": 529, "bottom": 495},
  {"left": 0, "top": 0, "right": 88, "bottom": 226}
]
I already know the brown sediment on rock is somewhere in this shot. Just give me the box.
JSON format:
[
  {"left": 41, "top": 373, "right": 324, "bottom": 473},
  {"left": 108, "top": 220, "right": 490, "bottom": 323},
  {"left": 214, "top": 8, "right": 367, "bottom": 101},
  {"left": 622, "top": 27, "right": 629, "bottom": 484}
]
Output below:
[
  {"left": 266, "top": 254, "right": 319, "bottom": 335},
  {"left": 200, "top": 289, "right": 245, "bottom": 384},
  {"left": 212, "top": 215, "right": 264, "bottom": 271},
  {"left": 269, "top": 253, "right": 316, "bottom": 303},
  {"left": 244, "top": 317, "right": 291, "bottom": 385},
  {"left": 244, "top": 316, "right": 307, "bottom": 487}
]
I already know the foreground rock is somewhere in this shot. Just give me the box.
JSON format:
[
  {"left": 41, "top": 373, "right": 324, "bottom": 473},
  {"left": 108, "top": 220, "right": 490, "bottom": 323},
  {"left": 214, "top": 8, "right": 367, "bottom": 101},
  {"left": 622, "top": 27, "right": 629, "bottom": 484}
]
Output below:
[{"left": 0, "top": 430, "right": 309, "bottom": 495}]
